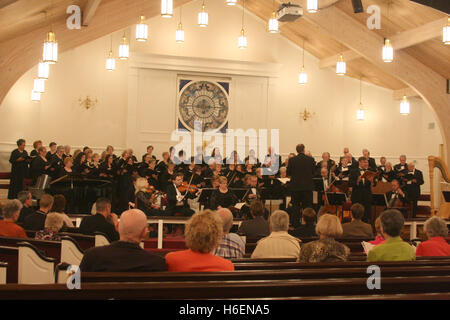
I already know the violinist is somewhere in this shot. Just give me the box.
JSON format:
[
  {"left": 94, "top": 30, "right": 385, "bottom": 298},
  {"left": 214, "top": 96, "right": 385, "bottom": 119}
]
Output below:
[
  {"left": 134, "top": 177, "right": 164, "bottom": 216},
  {"left": 209, "top": 176, "right": 238, "bottom": 211},
  {"left": 165, "top": 173, "right": 197, "bottom": 216},
  {"left": 191, "top": 165, "right": 205, "bottom": 188},
  {"left": 385, "top": 179, "right": 407, "bottom": 209}
]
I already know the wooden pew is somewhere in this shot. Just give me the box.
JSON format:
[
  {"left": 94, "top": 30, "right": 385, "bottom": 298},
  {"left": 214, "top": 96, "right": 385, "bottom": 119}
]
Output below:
[
  {"left": 80, "top": 265, "right": 450, "bottom": 283},
  {"left": 0, "top": 246, "right": 18, "bottom": 283},
  {"left": 0, "top": 262, "right": 7, "bottom": 284},
  {"left": 1, "top": 276, "right": 449, "bottom": 299},
  {"left": 0, "top": 236, "right": 61, "bottom": 261}
]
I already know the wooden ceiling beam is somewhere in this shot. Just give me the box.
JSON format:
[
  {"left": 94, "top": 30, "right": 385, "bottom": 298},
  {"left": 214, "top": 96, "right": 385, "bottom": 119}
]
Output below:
[
  {"left": 319, "top": 16, "right": 449, "bottom": 69},
  {"left": 0, "top": 0, "right": 18, "bottom": 10},
  {"left": 393, "top": 87, "right": 420, "bottom": 100},
  {"left": 82, "top": 0, "right": 102, "bottom": 26},
  {"left": 295, "top": 1, "right": 450, "bottom": 166}
]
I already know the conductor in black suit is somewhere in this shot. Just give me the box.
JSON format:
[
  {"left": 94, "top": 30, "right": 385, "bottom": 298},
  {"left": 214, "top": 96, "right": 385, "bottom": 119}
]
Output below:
[
  {"left": 403, "top": 163, "right": 424, "bottom": 218},
  {"left": 286, "top": 144, "right": 316, "bottom": 219},
  {"left": 349, "top": 157, "right": 376, "bottom": 223}
]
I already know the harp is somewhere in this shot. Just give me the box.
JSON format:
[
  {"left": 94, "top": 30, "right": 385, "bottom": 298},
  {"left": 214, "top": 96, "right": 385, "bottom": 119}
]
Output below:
[{"left": 428, "top": 156, "right": 450, "bottom": 218}]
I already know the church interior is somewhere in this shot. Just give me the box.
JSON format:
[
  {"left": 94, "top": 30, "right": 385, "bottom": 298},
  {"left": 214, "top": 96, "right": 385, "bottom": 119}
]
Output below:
[{"left": 0, "top": 0, "right": 449, "bottom": 302}]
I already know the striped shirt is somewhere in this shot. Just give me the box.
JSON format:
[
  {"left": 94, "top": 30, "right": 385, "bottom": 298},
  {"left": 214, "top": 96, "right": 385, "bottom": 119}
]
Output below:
[{"left": 213, "top": 233, "right": 245, "bottom": 259}]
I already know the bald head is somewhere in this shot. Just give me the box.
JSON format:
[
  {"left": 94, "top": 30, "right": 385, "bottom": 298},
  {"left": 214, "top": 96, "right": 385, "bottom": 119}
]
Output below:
[
  {"left": 217, "top": 208, "right": 233, "bottom": 233},
  {"left": 118, "top": 209, "right": 148, "bottom": 243}
]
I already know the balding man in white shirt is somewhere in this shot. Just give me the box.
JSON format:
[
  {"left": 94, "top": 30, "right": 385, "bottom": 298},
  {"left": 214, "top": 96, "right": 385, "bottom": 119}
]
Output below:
[{"left": 251, "top": 210, "right": 301, "bottom": 260}]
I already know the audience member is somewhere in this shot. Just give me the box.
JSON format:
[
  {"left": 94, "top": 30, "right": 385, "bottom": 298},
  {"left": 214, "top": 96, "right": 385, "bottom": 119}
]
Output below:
[
  {"left": 79, "top": 198, "right": 119, "bottom": 241},
  {"left": 367, "top": 209, "right": 415, "bottom": 262},
  {"left": 23, "top": 194, "right": 54, "bottom": 231},
  {"left": 251, "top": 210, "right": 301, "bottom": 260},
  {"left": 0, "top": 199, "right": 27, "bottom": 238},
  {"left": 80, "top": 209, "right": 166, "bottom": 272},
  {"left": 300, "top": 214, "right": 350, "bottom": 263},
  {"left": 341, "top": 203, "right": 374, "bottom": 238},
  {"left": 369, "top": 217, "right": 386, "bottom": 245},
  {"left": 290, "top": 208, "right": 317, "bottom": 238},
  {"left": 213, "top": 208, "right": 245, "bottom": 259},
  {"left": 50, "top": 194, "right": 73, "bottom": 228},
  {"left": 237, "top": 201, "right": 270, "bottom": 239},
  {"left": 416, "top": 216, "right": 450, "bottom": 257},
  {"left": 165, "top": 210, "right": 234, "bottom": 271},
  {"left": 35, "top": 212, "right": 64, "bottom": 241},
  {"left": 17, "top": 190, "right": 34, "bottom": 224}
]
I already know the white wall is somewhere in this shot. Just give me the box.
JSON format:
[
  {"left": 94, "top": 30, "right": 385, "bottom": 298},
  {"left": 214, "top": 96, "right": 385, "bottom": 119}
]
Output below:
[{"left": 0, "top": 0, "right": 442, "bottom": 192}]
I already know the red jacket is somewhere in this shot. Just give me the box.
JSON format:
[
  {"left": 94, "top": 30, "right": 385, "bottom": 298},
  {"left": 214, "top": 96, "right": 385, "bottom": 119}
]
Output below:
[{"left": 416, "top": 237, "right": 450, "bottom": 257}]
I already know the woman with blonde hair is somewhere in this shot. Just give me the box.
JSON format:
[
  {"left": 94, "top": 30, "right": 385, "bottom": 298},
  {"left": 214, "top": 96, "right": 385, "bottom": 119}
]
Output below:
[
  {"left": 35, "top": 212, "right": 64, "bottom": 241},
  {"left": 134, "top": 177, "right": 163, "bottom": 216},
  {"left": 165, "top": 210, "right": 234, "bottom": 271},
  {"left": 299, "top": 214, "right": 350, "bottom": 263}
]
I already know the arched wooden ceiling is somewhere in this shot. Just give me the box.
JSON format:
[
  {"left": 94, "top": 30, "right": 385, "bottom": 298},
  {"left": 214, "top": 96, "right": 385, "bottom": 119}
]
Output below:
[{"left": 0, "top": 0, "right": 449, "bottom": 162}]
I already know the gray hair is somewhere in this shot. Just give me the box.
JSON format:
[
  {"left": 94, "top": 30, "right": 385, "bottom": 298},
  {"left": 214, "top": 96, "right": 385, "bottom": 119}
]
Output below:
[
  {"left": 56, "top": 145, "right": 64, "bottom": 152},
  {"left": 424, "top": 216, "right": 448, "bottom": 238},
  {"left": 44, "top": 213, "right": 64, "bottom": 232},
  {"left": 400, "top": 154, "right": 406, "bottom": 159},
  {"left": 269, "top": 210, "right": 290, "bottom": 232},
  {"left": 17, "top": 191, "right": 31, "bottom": 204},
  {"left": 2, "top": 199, "right": 22, "bottom": 219},
  {"left": 217, "top": 208, "right": 233, "bottom": 233}
]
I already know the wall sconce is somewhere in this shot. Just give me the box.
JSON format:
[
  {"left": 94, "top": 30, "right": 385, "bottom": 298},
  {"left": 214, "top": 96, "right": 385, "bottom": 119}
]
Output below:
[
  {"left": 300, "top": 108, "right": 315, "bottom": 121},
  {"left": 79, "top": 96, "right": 98, "bottom": 109}
]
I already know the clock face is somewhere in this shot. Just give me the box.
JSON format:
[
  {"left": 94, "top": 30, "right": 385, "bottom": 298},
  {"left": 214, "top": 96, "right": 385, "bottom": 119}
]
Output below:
[{"left": 178, "top": 81, "right": 229, "bottom": 132}]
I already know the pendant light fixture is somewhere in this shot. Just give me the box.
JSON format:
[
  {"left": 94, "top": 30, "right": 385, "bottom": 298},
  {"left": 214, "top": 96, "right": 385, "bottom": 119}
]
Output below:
[
  {"left": 226, "top": 0, "right": 237, "bottom": 5},
  {"left": 382, "top": 38, "right": 393, "bottom": 62},
  {"left": 176, "top": 7, "right": 185, "bottom": 43},
  {"left": 400, "top": 95, "right": 410, "bottom": 115},
  {"left": 336, "top": 54, "right": 346, "bottom": 76},
  {"left": 136, "top": 15, "right": 148, "bottom": 41},
  {"left": 118, "top": 32, "right": 129, "bottom": 60},
  {"left": 198, "top": 1, "right": 208, "bottom": 28},
  {"left": 31, "top": 90, "right": 41, "bottom": 102},
  {"left": 268, "top": 0, "right": 278, "bottom": 33},
  {"left": 238, "top": 0, "right": 247, "bottom": 49},
  {"left": 443, "top": 17, "right": 450, "bottom": 45},
  {"left": 38, "top": 61, "right": 50, "bottom": 80},
  {"left": 298, "top": 40, "right": 307, "bottom": 85},
  {"left": 106, "top": 35, "right": 115, "bottom": 71},
  {"left": 33, "top": 78, "right": 45, "bottom": 93},
  {"left": 161, "top": 0, "right": 173, "bottom": 18},
  {"left": 356, "top": 77, "right": 365, "bottom": 120},
  {"left": 43, "top": 31, "right": 58, "bottom": 64},
  {"left": 307, "top": 0, "right": 319, "bottom": 13}
]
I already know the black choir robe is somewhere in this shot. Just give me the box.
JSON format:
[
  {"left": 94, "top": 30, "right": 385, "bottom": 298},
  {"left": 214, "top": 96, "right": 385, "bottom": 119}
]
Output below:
[
  {"left": 8, "top": 149, "right": 29, "bottom": 199},
  {"left": 349, "top": 168, "right": 375, "bottom": 222},
  {"left": 30, "top": 156, "right": 49, "bottom": 184}
]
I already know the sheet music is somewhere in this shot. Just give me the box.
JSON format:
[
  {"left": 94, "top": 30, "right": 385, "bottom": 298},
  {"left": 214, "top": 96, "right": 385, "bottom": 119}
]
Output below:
[
  {"left": 361, "top": 241, "right": 375, "bottom": 255},
  {"left": 277, "top": 177, "right": 291, "bottom": 184},
  {"left": 234, "top": 202, "right": 245, "bottom": 210}
]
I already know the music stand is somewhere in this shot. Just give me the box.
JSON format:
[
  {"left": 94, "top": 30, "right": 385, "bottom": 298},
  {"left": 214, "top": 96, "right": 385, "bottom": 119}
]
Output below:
[
  {"left": 371, "top": 194, "right": 388, "bottom": 225},
  {"left": 325, "top": 192, "right": 347, "bottom": 221}
]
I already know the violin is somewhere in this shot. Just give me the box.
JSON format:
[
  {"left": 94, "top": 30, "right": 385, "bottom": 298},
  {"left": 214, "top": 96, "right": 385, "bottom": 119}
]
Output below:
[
  {"left": 144, "top": 185, "right": 156, "bottom": 195},
  {"left": 177, "top": 181, "right": 199, "bottom": 194}
]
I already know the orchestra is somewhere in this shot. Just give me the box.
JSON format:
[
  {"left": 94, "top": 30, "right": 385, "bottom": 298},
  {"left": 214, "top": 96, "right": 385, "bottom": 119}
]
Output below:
[{"left": 7, "top": 139, "right": 425, "bottom": 220}]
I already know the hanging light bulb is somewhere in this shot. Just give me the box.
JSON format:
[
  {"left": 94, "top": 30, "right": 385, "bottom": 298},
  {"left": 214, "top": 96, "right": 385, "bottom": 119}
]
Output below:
[
  {"left": 238, "top": 29, "right": 247, "bottom": 49},
  {"left": 400, "top": 95, "right": 410, "bottom": 115},
  {"left": 106, "top": 51, "right": 115, "bottom": 71},
  {"left": 198, "top": 1, "right": 208, "bottom": 27},
  {"left": 38, "top": 62, "right": 49, "bottom": 80},
  {"left": 226, "top": 0, "right": 237, "bottom": 5},
  {"left": 161, "top": 0, "right": 173, "bottom": 18},
  {"left": 268, "top": 12, "right": 279, "bottom": 33},
  {"left": 336, "top": 54, "right": 346, "bottom": 76},
  {"left": 307, "top": 0, "right": 319, "bottom": 13},
  {"left": 443, "top": 17, "right": 450, "bottom": 45},
  {"left": 176, "top": 23, "right": 185, "bottom": 43},
  {"left": 33, "top": 78, "right": 45, "bottom": 93},
  {"left": 31, "top": 90, "right": 41, "bottom": 102},
  {"left": 43, "top": 31, "right": 58, "bottom": 64},
  {"left": 298, "top": 41, "right": 307, "bottom": 84},
  {"left": 136, "top": 16, "right": 148, "bottom": 41},
  {"left": 382, "top": 38, "right": 393, "bottom": 62},
  {"left": 118, "top": 34, "right": 129, "bottom": 60},
  {"left": 357, "top": 106, "right": 365, "bottom": 120}
]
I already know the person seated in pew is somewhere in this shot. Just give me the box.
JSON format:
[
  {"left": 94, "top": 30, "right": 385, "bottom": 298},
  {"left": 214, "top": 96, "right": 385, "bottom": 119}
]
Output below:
[
  {"left": 80, "top": 209, "right": 166, "bottom": 272},
  {"left": 251, "top": 210, "right": 301, "bottom": 260},
  {"left": 369, "top": 217, "right": 386, "bottom": 245},
  {"left": 17, "top": 190, "right": 34, "bottom": 224},
  {"left": 0, "top": 199, "right": 27, "bottom": 238},
  {"left": 416, "top": 216, "right": 450, "bottom": 257},
  {"left": 23, "top": 194, "right": 54, "bottom": 231},
  {"left": 212, "top": 208, "right": 245, "bottom": 259},
  {"left": 35, "top": 212, "right": 64, "bottom": 241},
  {"left": 367, "top": 209, "right": 416, "bottom": 262},
  {"left": 79, "top": 198, "right": 119, "bottom": 242},
  {"left": 237, "top": 201, "right": 270, "bottom": 240},
  {"left": 290, "top": 208, "right": 317, "bottom": 238},
  {"left": 165, "top": 210, "right": 234, "bottom": 271},
  {"left": 341, "top": 203, "right": 374, "bottom": 238},
  {"left": 50, "top": 194, "right": 73, "bottom": 228},
  {"left": 299, "top": 214, "right": 350, "bottom": 263}
]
